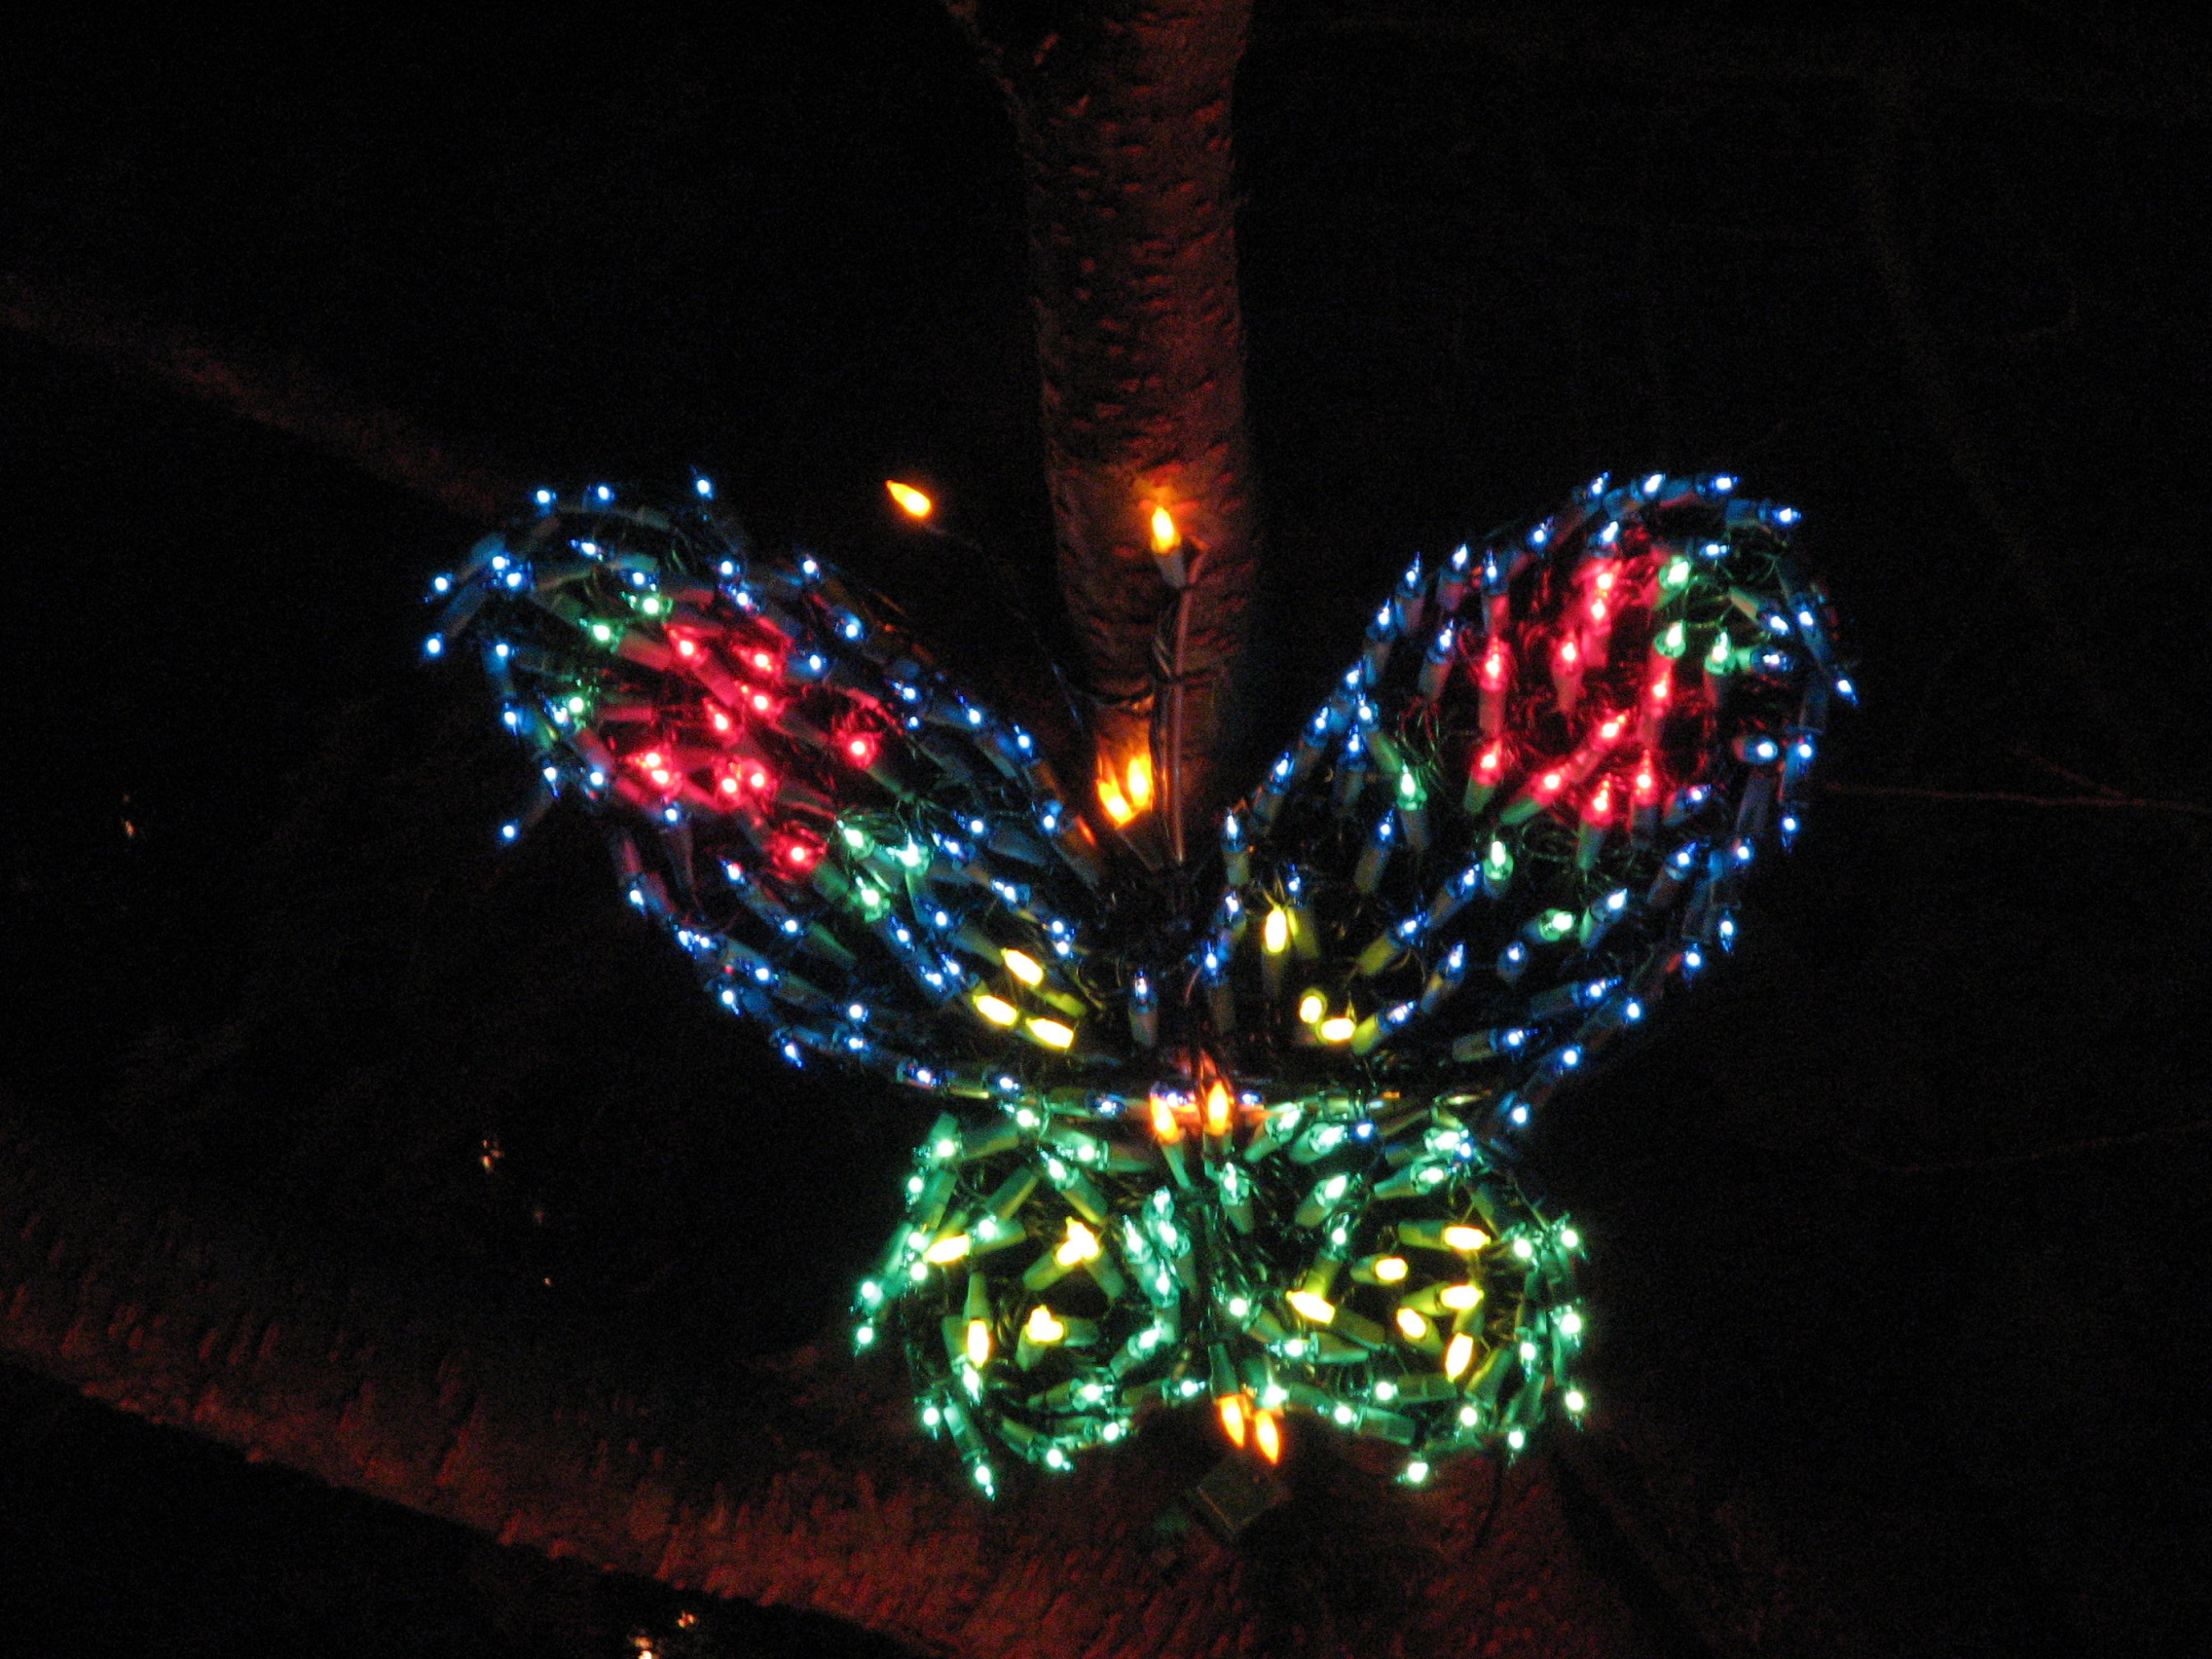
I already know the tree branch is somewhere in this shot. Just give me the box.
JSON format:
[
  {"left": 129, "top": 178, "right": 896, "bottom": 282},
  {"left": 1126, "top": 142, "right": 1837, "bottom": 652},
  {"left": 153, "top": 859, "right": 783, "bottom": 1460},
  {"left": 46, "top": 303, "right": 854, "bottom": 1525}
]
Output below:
[
  {"left": 1, "top": 269, "right": 519, "bottom": 524},
  {"left": 1306, "top": 7, "right": 2211, "bottom": 126},
  {"left": 1819, "top": 781, "right": 2212, "bottom": 816},
  {"left": 0, "top": 1116, "right": 1651, "bottom": 1659}
]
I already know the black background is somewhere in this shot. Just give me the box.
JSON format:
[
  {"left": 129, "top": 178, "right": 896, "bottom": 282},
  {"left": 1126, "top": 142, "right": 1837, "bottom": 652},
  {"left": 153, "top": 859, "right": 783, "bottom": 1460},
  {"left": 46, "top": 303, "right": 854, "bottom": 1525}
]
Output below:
[{"left": 4, "top": 5, "right": 2209, "bottom": 1655}]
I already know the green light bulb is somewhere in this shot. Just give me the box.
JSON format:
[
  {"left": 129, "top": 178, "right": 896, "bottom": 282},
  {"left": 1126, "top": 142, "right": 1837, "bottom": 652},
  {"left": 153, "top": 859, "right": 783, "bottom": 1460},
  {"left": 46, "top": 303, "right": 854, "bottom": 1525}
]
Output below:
[{"left": 1485, "top": 837, "right": 1513, "bottom": 885}]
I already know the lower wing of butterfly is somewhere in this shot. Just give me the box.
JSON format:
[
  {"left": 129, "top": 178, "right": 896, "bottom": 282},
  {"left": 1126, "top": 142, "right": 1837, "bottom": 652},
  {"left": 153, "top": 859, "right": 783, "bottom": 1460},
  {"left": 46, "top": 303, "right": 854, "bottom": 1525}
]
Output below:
[{"left": 857, "top": 1089, "right": 1584, "bottom": 1493}]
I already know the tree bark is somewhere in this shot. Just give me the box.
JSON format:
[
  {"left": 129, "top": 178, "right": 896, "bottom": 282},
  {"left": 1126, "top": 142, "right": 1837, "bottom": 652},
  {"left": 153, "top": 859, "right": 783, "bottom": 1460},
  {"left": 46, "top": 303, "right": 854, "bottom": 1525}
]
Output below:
[
  {"left": 0, "top": 269, "right": 519, "bottom": 524},
  {"left": 948, "top": 0, "right": 1261, "bottom": 862},
  {"left": 1, "top": 1118, "right": 1651, "bottom": 1658}
]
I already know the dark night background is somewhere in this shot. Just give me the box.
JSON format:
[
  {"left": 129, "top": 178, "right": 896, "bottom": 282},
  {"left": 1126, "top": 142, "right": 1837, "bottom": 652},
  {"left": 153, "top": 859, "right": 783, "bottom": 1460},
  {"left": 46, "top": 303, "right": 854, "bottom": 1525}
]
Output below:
[{"left": 4, "top": 5, "right": 2209, "bottom": 1655}]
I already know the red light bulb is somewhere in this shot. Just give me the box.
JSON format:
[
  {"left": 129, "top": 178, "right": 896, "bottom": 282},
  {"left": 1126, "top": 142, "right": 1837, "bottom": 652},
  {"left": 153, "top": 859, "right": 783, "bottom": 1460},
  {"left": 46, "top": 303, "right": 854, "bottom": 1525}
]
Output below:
[{"left": 1480, "top": 641, "right": 1510, "bottom": 691}]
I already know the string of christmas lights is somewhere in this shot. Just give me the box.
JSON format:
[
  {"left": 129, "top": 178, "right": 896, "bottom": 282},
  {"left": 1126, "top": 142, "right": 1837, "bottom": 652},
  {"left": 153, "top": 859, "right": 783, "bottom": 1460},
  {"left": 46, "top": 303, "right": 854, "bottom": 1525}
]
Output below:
[
  {"left": 1216, "top": 468, "right": 1853, "bottom": 1134},
  {"left": 435, "top": 468, "right": 1848, "bottom": 1493},
  {"left": 857, "top": 1083, "right": 1582, "bottom": 1494},
  {"left": 425, "top": 480, "right": 1113, "bottom": 1097}
]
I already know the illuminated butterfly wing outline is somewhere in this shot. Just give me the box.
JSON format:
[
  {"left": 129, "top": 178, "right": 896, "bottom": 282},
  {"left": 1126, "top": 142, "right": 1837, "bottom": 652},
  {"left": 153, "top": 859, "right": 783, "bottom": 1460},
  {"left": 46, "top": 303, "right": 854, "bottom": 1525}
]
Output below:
[
  {"left": 1197, "top": 466, "right": 1853, "bottom": 1127},
  {"left": 429, "top": 483, "right": 1132, "bottom": 1099}
]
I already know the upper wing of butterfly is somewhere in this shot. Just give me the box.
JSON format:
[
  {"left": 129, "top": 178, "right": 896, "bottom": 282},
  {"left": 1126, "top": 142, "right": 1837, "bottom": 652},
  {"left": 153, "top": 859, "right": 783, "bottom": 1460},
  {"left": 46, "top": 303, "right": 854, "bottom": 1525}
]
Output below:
[
  {"left": 429, "top": 487, "right": 1128, "bottom": 1096},
  {"left": 1197, "top": 471, "right": 1851, "bottom": 1131}
]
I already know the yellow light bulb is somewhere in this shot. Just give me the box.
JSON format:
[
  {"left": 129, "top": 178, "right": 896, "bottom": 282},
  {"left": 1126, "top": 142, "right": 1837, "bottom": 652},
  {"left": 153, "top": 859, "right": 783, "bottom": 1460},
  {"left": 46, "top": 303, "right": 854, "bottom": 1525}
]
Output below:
[
  {"left": 1149, "top": 504, "right": 1179, "bottom": 555},
  {"left": 1443, "top": 1225, "right": 1491, "bottom": 1252},
  {"left": 1286, "top": 1290, "right": 1337, "bottom": 1325},
  {"left": 1298, "top": 990, "right": 1326, "bottom": 1025},
  {"left": 925, "top": 1234, "right": 972, "bottom": 1266},
  {"left": 1001, "top": 948, "right": 1044, "bottom": 986},
  {"left": 1318, "top": 1015, "right": 1356, "bottom": 1043},
  {"left": 1263, "top": 908, "right": 1290, "bottom": 955},
  {"left": 886, "top": 480, "right": 934, "bottom": 520},
  {"left": 1395, "top": 1308, "right": 1431, "bottom": 1342},
  {"left": 1440, "top": 1282, "right": 1483, "bottom": 1310},
  {"left": 1024, "top": 1305, "right": 1066, "bottom": 1344},
  {"left": 966, "top": 1318, "right": 992, "bottom": 1366},
  {"left": 1444, "top": 1332, "right": 1476, "bottom": 1380},
  {"left": 1374, "top": 1255, "right": 1409, "bottom": 1283},
  {"left": 1025, "top": 1016, "right": 1075, "bottom": 1050},
  {"left": 974, "top": 993, "right": 1019, "bottom": 1026},
  {"left": 1055, "top": 1220, "right": 1101, "bottom": 1267}
]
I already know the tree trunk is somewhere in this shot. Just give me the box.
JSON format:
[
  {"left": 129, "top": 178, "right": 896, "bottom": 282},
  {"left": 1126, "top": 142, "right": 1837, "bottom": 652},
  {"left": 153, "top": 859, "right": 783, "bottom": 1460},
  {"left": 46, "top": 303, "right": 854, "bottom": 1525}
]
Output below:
[
  {"left": 0, "top": 10, "right": 1643, "bottom": 1654},
  {"left": 949, "top": 0, "right": 1260, "bottom": 863},
  {"left": 1, "top": 1119, "right": 1649, "bottom": 1658}
]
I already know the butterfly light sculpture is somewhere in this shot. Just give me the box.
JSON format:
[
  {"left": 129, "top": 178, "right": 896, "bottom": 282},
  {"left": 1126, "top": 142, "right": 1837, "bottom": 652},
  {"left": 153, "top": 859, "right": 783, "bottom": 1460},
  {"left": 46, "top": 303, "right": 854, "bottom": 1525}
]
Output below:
[{"left": 430, "top": 469, "right": 1848, "bottom": 1495}]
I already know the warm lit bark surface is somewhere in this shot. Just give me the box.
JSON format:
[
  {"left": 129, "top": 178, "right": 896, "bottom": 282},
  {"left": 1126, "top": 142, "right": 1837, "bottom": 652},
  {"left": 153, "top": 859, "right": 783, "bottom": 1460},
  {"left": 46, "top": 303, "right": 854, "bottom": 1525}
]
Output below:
[
  {"left": 951, "top": 0, "right": 1261, "bottom": 856},
  {"left": 2, "top": 1119, "right": 1654, "bottom": 1658}
]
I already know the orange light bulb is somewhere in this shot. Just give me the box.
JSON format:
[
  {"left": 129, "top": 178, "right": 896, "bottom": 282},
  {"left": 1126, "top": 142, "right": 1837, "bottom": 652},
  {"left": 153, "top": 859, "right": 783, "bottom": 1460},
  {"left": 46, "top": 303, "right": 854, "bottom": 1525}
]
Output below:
[
  {"left": 1149, "top": 505, "right": 1179, "bottom": 555},
  {"left": 1203, "top": 1081, "right": 1234, "bottom": 1137},
  {"left": 1217, "top": 1394, "right": 1248, "bottom": 1448},
  {"left": 1124, "top": 751, "right": 1155, "bottom": 812},
  {"left": 1097, "top": 773, "right": 1135, "bottom": 827},
  {"left": 1253, "top": 1409, "right": 1283, "bottom": 1464},
  {"left": 1149, "top": 1093, "right": 1184, "bottom": 1145}
]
